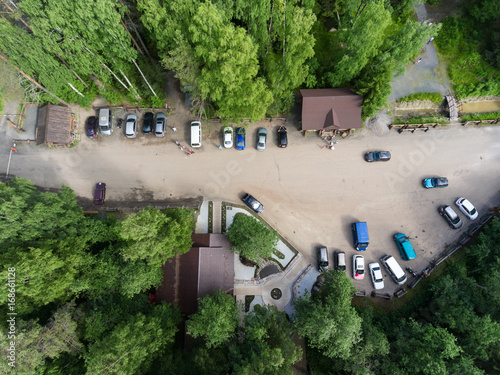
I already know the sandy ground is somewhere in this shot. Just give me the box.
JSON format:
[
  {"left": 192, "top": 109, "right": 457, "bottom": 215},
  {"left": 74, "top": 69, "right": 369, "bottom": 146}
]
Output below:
[{"left": 2, "top": 114, "right": 499, "bottom": 294}]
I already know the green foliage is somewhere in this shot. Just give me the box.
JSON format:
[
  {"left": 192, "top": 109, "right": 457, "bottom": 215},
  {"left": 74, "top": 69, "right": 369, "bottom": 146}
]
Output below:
[
  {"left": 462, "top": 111, "right": 500, "bottom": 121},
  {"left": 393, "top": 115, "right": 447, "bottom": 125},
  {"left": 233, "top": 305, "right": 302, "bottom": 375},
  {"left": 0, "top": 303, "right": 82, "bottom": 374},
  {"left": 187, "top": 290, "right": 240, "bottom": 348},
  {"left": 84, "top": 306, "right": 181, "bottom": 375},
  {"left": 226, "top": 213, "right": 278, "bottom": 263},
  {"left": 294, "top": 271, "right": 362, "bottom": 359},
  {"left": 119, "top": 207, "right": 194, "bottom": 267},
  {"left": 397, "top": 92, "right": 443, "bottom": 103},
  {"left": 435, "top": 11, "right": 500, "bottom": 99}
]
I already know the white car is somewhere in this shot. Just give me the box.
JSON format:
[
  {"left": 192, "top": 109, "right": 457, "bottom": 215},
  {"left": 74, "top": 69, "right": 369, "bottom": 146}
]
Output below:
[
  {"left": 352, "top": 255, "right": 365, "bottom": 280},
  {"left": 455, "top": 197, "right": 478, "bottom": 220},
  {"left": 223, "top": 127, "right": 233, "bottom": 149},
  {"left": 368, "top": 262, "right": 384, "bottom": 290}
]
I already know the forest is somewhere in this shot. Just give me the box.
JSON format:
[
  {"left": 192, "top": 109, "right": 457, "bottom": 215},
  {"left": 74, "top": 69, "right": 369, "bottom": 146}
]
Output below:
[
  {"left": 1, "top": 178, "right": 500, "bottom": 374},
  {"left": 1, "top": 0, "right": 498, "bottom": 121},
  {"left": 0, "top": 0, "right": 453, "bottom": 121}
]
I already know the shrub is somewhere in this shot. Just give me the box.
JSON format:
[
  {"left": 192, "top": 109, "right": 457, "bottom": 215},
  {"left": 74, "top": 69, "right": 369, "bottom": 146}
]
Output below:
[{"left": 397, "top": 92, "right": 443, "bottom": 103}]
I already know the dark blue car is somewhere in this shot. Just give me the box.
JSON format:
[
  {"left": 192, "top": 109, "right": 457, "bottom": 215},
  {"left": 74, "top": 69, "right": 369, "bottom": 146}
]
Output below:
[{"left": 236, "top": 127, "right": 246, "bottom": 150}]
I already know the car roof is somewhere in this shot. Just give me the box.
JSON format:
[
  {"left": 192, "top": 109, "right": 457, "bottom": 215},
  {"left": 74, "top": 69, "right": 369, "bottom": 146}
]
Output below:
[{"left": 444, "top": 206, "right": 458, "bottom": 218}]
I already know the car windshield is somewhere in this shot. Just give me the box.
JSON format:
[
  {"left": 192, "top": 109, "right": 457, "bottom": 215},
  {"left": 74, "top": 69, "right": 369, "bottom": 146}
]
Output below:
[{"left": 238, "top": 141, "right": 244, "bottom": 146}]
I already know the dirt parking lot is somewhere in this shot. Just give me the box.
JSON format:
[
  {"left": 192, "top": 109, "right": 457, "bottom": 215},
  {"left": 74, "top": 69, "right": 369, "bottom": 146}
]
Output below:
[{"left": 1, "top": 106, "right": 499, "bottom": 294}]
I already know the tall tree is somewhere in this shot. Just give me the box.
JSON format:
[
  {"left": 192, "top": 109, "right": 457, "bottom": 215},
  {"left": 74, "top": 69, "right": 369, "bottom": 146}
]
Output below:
[
  {"left": 294, "top": 271, "right": 362, "bottom": 359},
  {"left": 84, "top": 306, "right": 181, "bottom": 375},
  {"left": 119, "top": 207, "right": 195, "bottom": 266},
  {"left": 226, "top": 213, "right": 278, "bottom": 264},
  {"left": 186, "top": 290, "right": 240, "bottom": 348}
]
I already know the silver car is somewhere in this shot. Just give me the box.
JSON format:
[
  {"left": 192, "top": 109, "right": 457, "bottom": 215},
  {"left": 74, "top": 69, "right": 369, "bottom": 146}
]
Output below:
[
  {"left": 257, "top": 128, "right": 267, "bottom": 151},
  {"left": 154, "top": 113, "right": 167, "bottom": 137},
  {"left": 125, "top": 114, "right": 138, "bottom": 139}
]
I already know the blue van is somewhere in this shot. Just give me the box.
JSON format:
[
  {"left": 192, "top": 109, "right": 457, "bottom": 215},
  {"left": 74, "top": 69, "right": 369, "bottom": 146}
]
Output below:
[
  {"left": 393, "top": 233, "right": 417, "bottom": 260},
  {"left": 352, "top": 222, "right": 369, "bottom": 251}
]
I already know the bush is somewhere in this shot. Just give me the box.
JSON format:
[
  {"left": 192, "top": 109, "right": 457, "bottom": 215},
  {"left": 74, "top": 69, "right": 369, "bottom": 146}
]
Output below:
[
  {"left": 397, "top": 92, "right": 443, "bottom": 103},
  {"left": 462, "top": 111, "right": 500, "bottom": 121},
  {"left": 435, "top": 17, "right": 461, "bottom": 55}
]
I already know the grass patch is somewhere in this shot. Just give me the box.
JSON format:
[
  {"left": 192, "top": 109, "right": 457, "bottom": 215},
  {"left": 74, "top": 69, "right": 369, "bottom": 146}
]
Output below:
[
  {"left": 273, "top": 249, "right": 285, "bottom": 260},
  {"left": 393, "top": 115, "right": 448, "bottom": 125},
  {"left": 221, "top": 202, "right": 227, "bottom": 233},
  {"left": 462, "top": 111, "right": 500, "bottom": 121},
  {"left": 208, "top": 201, "right": 213, "bottom": 233},
  {"left": 397, "top": 92, "right": 443, "bottom": 104}
]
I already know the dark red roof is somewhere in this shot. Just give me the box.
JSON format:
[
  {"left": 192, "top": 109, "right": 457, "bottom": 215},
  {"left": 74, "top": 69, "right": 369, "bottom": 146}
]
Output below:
[
  {"left": 156, "top": 234, "right": 234, "bottom": 314},
  {"left": 300, "top": 89, "right": 363, "bottom": 131}
]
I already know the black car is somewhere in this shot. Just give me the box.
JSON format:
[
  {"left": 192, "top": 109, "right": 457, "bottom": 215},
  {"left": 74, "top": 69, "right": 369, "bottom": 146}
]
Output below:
[
  {"left": 86, "top": 116, "right": 98, "bottom": 138},
  {"left": 242, "top": 193, "right": 264, "bottom": 213},
  {"left": 93, "top": 182, "right": 106, "bottom": 205},
  {"left": 142, "top": 112, "right": 154, "bottom": 134},
  {"left": 278, "top": 126, "right": 288, "bottom": 148},
  {"left": 364, "top": 151, "right": 391, "bottom": 162},
  {"left": 438, "top": 205, "right": 463, "bottom": 229}
]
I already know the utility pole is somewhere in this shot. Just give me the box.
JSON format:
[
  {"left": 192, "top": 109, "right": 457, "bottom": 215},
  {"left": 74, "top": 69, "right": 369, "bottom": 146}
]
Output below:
[{"left": 5, "top": 143, "right": 17, "bottom": 179}]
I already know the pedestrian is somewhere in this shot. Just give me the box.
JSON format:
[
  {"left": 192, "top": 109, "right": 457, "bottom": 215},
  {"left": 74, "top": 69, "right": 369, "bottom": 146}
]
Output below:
[
  {"left": 190, "top": 149, "right": 194, "bottom": 155},
  {"left": 175, "top": 141, "right": 180, "bottom": 146},
  {"left": 182, "top": 146, "right": 186, "bottom": 151},
  {"left": 427, "top": 36, "right": 434, "bottom": 44},
  {"left": 171, "top": 126, "right": 177, "bottom": 132},
  {"left": 415, "top": 57, "right": 422, "bottom": 64},
  {"left": 218, "top": 145, "right": 222, "bottom": 150}
]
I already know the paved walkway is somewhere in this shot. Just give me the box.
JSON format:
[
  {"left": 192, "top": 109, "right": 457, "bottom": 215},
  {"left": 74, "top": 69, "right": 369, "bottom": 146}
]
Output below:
[
  {"left": 212, "top": 200, "right": 221, "bottom": 234},
  {"left": 389, "top": 3, "right": 451, "bottom": 101}
]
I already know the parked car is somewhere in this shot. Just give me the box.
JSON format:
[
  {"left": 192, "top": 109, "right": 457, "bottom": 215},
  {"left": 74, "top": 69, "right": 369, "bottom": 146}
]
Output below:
[
  {"left": 125, "top": 114, "right": 138, "bottom": 138},
  {"left": 86, "top": 116, "right": 98, "bottom": 138},
  {"left": 142, "top": 112, "right": 154, "bottom": 134},
  {"left": 278, "top": 126, "right": 288, "bottom": 148},
  {"left": 364, "top": 151, "right": 391, "bottom": 162},
  {"left": 369, "top": 262, "right": 384, "bottom": 290},
  {"left": 335, "top": 251, "right": 346, "bottom": 271},
  {"left": 93, "top": 183, "right": 106, "bottom": 205},
  {"left": 380, "top": 255, "right": 407, "bottom": 285},
  {"left": 98, "top": 108, "right": 112, "bottom": 136},
  {"left": 242, "top": 193, "right": 264, "bottom": 213},
  {"left": 223, "top": 127, "right": 233, "bottom": 149},
  {"left": 317, "top": 246, "right": 329, "bottom": 272},
  {"left": 257, "top": 128, "right": 267, "bottom": 151},
  {"left": 438, "top": 205, "right": 463, "bottom": 229},
  {"left": 352, "top": 255, "right": 365, "bottom": 280},
  {"left": 422, "top": 177, "right": 448, "bottom": 188},
  {"left": 455, "top": 197, "right": 478, "bottom": 220},
  {"left": 154, "top": 113, "right": 167, "bottom": 137},
  {"left": 236, "top": 127, "right": 246, "bottom": 150},
  {"left": 393, "top": 233, "right": 417, "bottom": 260}
]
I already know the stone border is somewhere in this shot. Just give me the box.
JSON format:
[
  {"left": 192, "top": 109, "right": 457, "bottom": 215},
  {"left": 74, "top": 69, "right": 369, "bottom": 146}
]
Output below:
[
  {"left": 290, "top": 264, "right": 314, "bottom": 302},
  {"left": 234, "top": 254, "right": 302, "bottom": 286}
]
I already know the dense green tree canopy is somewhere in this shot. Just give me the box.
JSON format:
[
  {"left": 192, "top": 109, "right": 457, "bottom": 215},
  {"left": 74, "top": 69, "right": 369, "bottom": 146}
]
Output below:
[
  {"left": 226, "top": 213, "right": 279, "bottom": 263},
  {"left": 187, "top": 290, "right": 240, "bottom": 348}
]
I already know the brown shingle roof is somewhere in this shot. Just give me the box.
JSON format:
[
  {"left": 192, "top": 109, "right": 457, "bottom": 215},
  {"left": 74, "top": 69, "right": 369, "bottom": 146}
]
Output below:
[
  {"left": 300, "top": 89, "right": 363, "bottom": 131},
  {"left": 156, "top": 234, "right": 234, "bottom": 314},
  {"left": 36, "top": 104, "right": 71, "bottom": 145}
]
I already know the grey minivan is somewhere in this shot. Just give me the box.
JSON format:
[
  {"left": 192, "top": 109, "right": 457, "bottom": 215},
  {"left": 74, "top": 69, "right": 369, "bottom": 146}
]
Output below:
[{"left": 99, "top": 108, "right": 113, "bottom": 136}]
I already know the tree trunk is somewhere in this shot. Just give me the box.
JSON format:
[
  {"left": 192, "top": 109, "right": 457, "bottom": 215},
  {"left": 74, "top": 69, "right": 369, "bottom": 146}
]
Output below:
[
  {"left": 132, "top": 59, "right": 156, "bottom": 96},
  {"left": 0, "top": 54, "right": 70, "bottom": 106}
]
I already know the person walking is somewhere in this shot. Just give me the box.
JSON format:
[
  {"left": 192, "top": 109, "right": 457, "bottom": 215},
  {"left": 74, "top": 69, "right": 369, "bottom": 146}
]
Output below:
[
  {"left": 175, "top": 141, "right": 180, "bottom": 147},
  {"left": 427, "top": 36, "right": 435, "bottom": 44},
  {"left": 171, "top": 126, "right": 177, "bottom": 132},
  {"left": 218, "top": 145, "right": 222, "bottom": 150},
  {"left": 415, "top": 57, "right": 422, "bottom": 64}
]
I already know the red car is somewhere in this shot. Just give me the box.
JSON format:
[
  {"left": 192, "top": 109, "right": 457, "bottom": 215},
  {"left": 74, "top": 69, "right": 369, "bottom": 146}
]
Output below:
[{"left": 93, "top": 183, "right": 106, "bottom": 205}]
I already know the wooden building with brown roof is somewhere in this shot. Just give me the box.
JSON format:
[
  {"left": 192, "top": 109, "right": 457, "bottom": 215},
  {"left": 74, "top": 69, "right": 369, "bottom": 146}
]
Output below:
[
  {"left": 300, "top": 89, "right": 363, "bottom": 132},
  {"left": 36, "top": 104, "right": 72, "bottom": 146},
  {"left": 156, "top": 233, "right": 235, "bottom": 314}
]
